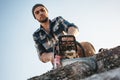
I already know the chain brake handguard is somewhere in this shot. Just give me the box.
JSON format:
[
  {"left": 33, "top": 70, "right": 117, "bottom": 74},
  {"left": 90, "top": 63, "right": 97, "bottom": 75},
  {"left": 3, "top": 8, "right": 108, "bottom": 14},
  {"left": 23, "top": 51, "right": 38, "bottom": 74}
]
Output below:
[
  {"left": 56, "top": 35, "right": 78, "bottom": 58},
  {"left": 53, "top": 35, "right": 86, "bottom": 69}
]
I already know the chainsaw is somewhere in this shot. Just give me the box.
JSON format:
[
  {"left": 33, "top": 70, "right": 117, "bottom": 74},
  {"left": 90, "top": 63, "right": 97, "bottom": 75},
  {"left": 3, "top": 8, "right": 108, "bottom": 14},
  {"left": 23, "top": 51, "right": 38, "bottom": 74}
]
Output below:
[{"left": 53, "top": 35, "right": 88, "bottom": 69}]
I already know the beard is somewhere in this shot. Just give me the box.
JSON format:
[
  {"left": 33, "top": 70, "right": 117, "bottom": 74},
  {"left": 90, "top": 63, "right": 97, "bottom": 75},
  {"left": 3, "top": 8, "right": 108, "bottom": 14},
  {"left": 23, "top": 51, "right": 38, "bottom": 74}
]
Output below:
[{"left": 39, "top": 17, "right": 49, "bottom": 23}]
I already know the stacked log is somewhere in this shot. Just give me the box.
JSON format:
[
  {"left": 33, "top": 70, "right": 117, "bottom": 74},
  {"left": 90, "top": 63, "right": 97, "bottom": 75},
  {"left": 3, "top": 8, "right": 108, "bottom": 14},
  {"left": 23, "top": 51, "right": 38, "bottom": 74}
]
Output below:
[{"left": 28, "top": 46, "right": 120, "bottom": 80}]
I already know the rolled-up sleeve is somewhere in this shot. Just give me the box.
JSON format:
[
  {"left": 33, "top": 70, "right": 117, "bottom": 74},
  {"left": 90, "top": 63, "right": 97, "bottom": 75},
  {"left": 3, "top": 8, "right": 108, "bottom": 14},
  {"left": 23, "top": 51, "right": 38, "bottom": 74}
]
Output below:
[{"left": 58, "top": 16, "right": 79, "bottom": 32}]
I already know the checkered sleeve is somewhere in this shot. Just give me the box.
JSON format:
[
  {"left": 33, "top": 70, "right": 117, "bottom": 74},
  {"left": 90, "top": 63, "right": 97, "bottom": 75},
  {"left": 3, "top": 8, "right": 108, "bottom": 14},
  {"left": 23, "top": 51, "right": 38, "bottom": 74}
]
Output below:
[
  {"left": 33, "top": 33, "right": 45, "bottom": 55},
  {"left": 58, "top": 16, "right": 79, "bottom": 32}
]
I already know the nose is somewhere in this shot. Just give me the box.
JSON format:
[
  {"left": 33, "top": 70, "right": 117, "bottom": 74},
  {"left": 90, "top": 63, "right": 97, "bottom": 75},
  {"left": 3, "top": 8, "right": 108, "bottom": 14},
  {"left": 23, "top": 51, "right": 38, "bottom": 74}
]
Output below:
[{"left": 39, "top": 11, "right": 44, "bottom": 15}]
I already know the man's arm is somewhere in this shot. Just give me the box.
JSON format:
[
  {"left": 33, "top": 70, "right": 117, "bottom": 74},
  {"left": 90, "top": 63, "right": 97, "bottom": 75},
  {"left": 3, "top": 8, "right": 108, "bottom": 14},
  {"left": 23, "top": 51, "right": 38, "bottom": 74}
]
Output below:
[
  {"left": 68, "top": 27, "right": 79, "bottom": 37},
  {"left": 57, "top": 16, "right": 79, "bottom": 37},
  {"left": 39, "top": 52, "right": 54, "bottom": 63}
]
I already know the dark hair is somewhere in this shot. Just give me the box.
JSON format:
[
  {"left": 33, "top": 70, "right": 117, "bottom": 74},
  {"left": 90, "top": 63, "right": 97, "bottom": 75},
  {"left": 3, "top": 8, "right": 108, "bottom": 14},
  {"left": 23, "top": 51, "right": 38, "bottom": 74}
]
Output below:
[{"left": 32, "top": 4, "right": 48, "bottom": 19}]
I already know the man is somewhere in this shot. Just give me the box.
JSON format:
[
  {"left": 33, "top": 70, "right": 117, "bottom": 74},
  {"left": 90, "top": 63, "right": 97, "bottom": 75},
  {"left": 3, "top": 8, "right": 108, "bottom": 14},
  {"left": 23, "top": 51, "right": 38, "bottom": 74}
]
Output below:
[{"left": 32, "top": 4, "right": 96, "bottom": 65}]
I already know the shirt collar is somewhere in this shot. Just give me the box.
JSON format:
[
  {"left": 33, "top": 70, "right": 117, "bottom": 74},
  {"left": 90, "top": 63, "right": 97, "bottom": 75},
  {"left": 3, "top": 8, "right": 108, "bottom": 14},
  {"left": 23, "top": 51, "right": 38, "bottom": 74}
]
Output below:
[{"left": 39, "top": 20, "right": 52, "bottom": 31}]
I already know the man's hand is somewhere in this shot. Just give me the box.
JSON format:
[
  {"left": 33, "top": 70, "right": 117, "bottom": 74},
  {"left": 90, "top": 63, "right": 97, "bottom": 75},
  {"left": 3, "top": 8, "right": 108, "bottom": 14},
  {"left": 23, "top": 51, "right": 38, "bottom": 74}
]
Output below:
[
  {"left": 40, "top": 52, "right": 54, "bottom": 63},
  {"left": 68, "top": 27, "right": 79, "bottom": 37}
]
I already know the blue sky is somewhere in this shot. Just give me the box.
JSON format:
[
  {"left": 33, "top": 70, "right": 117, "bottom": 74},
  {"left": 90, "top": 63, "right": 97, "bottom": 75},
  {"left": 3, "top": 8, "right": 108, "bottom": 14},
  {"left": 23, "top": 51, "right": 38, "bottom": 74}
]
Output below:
[{"left": 0, "top": 0, "right": 120, "bottom": 80}]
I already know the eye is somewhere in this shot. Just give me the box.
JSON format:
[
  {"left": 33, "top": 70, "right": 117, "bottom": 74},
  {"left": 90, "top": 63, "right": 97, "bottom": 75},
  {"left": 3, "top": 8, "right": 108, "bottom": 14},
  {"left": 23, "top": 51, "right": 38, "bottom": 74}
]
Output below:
[
  {"left": 40, "top": 9, "right": 45, "bottom": 12},
  {"left": 35, "top": 11, "right": 39, "bottom": 14}
]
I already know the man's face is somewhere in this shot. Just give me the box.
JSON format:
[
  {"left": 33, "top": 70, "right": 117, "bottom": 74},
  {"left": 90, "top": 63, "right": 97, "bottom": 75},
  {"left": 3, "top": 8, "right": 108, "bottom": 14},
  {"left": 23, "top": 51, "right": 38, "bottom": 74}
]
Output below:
[{"left": 34, "top": 6, "right": 48, "bottom": 23}]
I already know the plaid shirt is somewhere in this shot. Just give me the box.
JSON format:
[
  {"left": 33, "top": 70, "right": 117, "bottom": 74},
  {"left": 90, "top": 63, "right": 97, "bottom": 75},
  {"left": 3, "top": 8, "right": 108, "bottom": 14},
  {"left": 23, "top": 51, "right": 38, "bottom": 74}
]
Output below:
[{"left": 33, "top": 16, "right": 78, "bottom": 55}]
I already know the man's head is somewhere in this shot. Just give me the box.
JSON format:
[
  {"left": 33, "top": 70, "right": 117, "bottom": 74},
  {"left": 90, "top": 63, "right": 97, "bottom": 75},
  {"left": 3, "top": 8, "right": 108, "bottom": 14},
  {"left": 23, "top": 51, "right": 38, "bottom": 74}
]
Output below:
[{"left": 32, "top": 4, "right": 49, "bottom": 23}]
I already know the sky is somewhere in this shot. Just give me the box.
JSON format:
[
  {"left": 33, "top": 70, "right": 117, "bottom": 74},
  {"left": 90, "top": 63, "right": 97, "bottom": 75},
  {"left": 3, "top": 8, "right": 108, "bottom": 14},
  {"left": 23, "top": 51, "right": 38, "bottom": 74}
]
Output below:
[{"left": 0, "top": 0, "right": 120, "bottom": 80}]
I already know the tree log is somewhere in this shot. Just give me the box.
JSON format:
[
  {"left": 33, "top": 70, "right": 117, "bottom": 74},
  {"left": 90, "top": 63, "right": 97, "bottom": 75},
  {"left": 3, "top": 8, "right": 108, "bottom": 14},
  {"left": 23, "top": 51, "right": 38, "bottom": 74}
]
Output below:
[
  {"left": 84, "top": 67, "right": 120, "bottom": 80},
  {"left": 28, "top": 46, "right": 120, "bottom": 80}
]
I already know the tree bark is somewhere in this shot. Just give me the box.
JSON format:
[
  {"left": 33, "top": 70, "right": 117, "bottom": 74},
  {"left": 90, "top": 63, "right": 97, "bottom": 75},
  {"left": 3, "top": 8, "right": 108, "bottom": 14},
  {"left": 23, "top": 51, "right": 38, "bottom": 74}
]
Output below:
[
  {"left": 28, "top": 46, "right": 120, "bottom": 80},
  {"left": 84, "top": 68, "right": 120, "bottom": 80}
]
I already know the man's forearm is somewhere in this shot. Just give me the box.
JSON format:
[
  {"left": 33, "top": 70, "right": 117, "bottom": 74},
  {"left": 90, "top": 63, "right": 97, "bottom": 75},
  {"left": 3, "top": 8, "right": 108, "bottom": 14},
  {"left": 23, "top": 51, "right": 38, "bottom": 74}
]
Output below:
[
  {"left": 68, "top": 27, "right": 79, "bottom": 36},
  {"left": 39, "top": 52, "right": 54, "bottom": 63}
]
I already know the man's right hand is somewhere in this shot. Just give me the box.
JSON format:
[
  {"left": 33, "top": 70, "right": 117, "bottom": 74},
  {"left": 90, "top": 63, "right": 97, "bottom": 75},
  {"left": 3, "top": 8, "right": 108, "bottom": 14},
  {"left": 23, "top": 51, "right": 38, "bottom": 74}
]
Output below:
[{"left": 40, "top": 52, "right": 54, "bottom": 63}]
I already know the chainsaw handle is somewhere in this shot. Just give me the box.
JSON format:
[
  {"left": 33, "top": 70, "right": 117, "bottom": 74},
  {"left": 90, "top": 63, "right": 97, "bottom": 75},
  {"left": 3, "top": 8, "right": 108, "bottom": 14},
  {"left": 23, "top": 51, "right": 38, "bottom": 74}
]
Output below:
[{"left": 76, "top": 41, "right": 86, "bottom": 57}]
